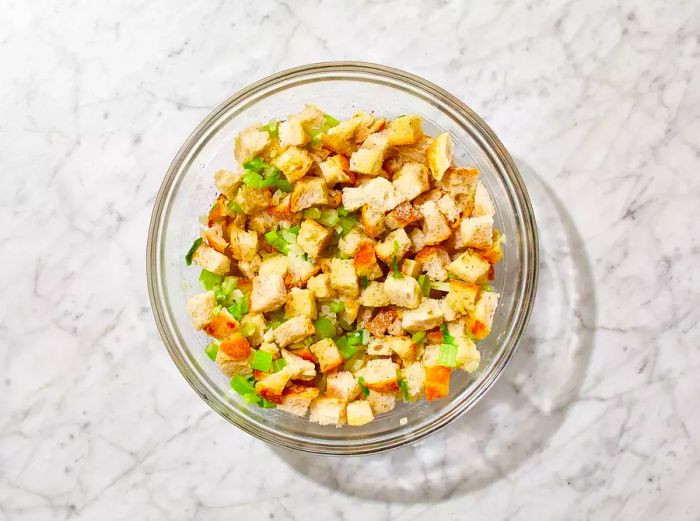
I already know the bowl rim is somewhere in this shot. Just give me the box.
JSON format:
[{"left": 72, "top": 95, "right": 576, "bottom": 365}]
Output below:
[{"left": 147, "top": 61, "right": 539, "bottom": 455}]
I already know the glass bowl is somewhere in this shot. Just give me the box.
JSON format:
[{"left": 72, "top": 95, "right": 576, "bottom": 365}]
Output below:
[{"left": 147, "top": 62, "right": 539, "bottom": 455}]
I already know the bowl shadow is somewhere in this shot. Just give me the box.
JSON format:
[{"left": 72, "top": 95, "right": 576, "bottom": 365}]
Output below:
[{"left": 271, "top": 158, "right": 597, "bottom": 502}]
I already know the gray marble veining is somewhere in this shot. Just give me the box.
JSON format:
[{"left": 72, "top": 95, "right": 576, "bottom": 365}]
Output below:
[{"left": 1, "top": 0, "right": 699, "bottom": 520}]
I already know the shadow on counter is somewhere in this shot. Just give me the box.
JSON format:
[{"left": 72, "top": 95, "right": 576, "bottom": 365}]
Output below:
[{"left": 272, "top": 159, "right": 598, "bottom": 503}]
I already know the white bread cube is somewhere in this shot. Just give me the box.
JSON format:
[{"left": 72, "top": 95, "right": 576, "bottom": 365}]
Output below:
[
  {"left": 421, "top": 344, "right": 441, "bottom": 367},
  {"left": 309, "top": 397, "right": 346, "bottom": 426},
  {"left": 215, "top": 347, "right": 252, "bottom": 378},
  {"left": 342, "top": 177, "right": 400, "bottom": 213},
  {"left": 290, "top": 176, "right": 329, "bottom": 212},
  {"left": 384, "top": 336, "right": 416, "bottom": 361},
  {"left": 286, "top": 253, "right": 318, "bottom": 287},
  {"left": 285, "top": 287, "right": 317, "bottom": 320},
  {"left": 229, "top": 227, "right": 259, "bottom": 262},
  {"left": 309, "top": 338, "right": 344, "bottom": 373},
  {"left": 234, "top": 126, "right": 271, "bottom": 163},
  {"left": 401, "top": 362, "right": 425, "bottom": 399},
  {"left": 321, "top": 117, "right": 361, "bottom": 155},
  {"left": 255, "top": 369, "right": 292, "bottom": 404},
  {"left": 259, "top": 255, "right": 289, "bottom": 278},
  {"left": 240, "top": 313, "right": 266, "bottom": 346},
  {"left": 281, "top": 349, "right": 317, "bottom": 380},
  {"left": 387, "top": 115, "right": 423, "bottom": 146},
  {"left": 356, "top": 358, "right": 399, "bottom": 393},
  {"left": 273, "top": 315, "right": 315, "bottom": 348},
  {"left": 426, "top": 132, "right": 453, "bottom": 181},
  {"left": 444, "top": 280, "right": 479, "bottom": 316},
  {"left": 474, "top": 290, "right": 500, "bottom": 331},
  {"left": 214, "top": 169, "right": 243, "bottom": 199},
  {"left": 366, "top": 338, "right": 393, "bottom": 356},
  {"left": 307, "top": 273, "right": 335, "bottom": 300},
  {"left": 361, "top": 205, "right": 385, "bottom": 238},
  {"left": 367, "top": 390, "right": 396, "bottom": 414},
  {"left": 400, "top": 259, "right": 422, "bottom": 278},
  {"left": 319, "top": 154, "right": 351, "bottom": 186},
  {"left": 359, "top": 281, "right": 391, "bottom": 307},
  {"left": 346, "top": 400, "right": 374, "bottom": 426},
  {"left": 384, "top": 275, "right": 421, "bottom": 309},
  {"left": 459, "top": 215, "right": 494, "bottom": 249},
  {"left": 187, "top": 291, "right": 216, "bottom": 330},
  {"left": 456, "top": 337, "right": 481, "bottom": 373},
  {"left": 385, "top": 201, "right": 422, "bottom": 230},
  {"left": 442, "top": 166, "right": 479, "bottom": 200},
  {"left": 437, "top": 193, "right": 460, "bottom": 223},
  {"left": 259, "top": 341, "right": 279, "bottom": 357},
  {"left": 278, "top": 117, "right": 309, "bottom": 147},
  {"left": 402, "top": 298, "right": 444, "bottom": 332},
  {"left": 349, "top": 147, "right": 384, "bottom": 176},
  {"left": 392, "top": 162, "right": 430, "bottom": 203},
  {"left": 375, "top": 228, "right": 412, "bottom": 265},
  {"left": 447, "top": 251, "right": 491, "bottom": 283},
  {"left": 408, "top": 227, "right": 427, "bottom": 254},
  {"left": 472, "top": 181, "right": 495, "bottom": 217},
  {"left": 278, "top": 385, "right": 320, "bottom": 417},
  {"left": 238, "top": 254, "right": 261, "bottom": 280},
  {"left": 297, "top": 219, "right": 332, "bottom": 258},
  {"left": 338, "top": 228, "right": 373, "bottom": 257},
  {"left": 250, "top": 274, "right": 287, "bottom": 313},
  {"left": 419, "top": 200, "right": 452, "bottom": 246},
  {"left": 192, "top": 243, "right": 230, "bottom": 275},
  {"left": 330, "top": 258, "right": 359, "bottom": 297},
  {"left": 326, "top": 371, "right": 361, "bottom": 402},
  {"left": 272, "top": 146, "right": 314, "bottom": 182},
  {"left": 415, "top": 246, "right": 450, "bottom": 282}
]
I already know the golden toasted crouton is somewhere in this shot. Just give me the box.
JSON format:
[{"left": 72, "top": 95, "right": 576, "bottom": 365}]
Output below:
[
  {"left": 346, "top": 400, "right": 374, "bottom": 426},
  {"left": 273, "top": 315, "right": 315, "bottom": 348},
  {"left": 447, "top": 251, "right": 491, "bottom": 283},
  {"left": 366, "top": 307, "right": 398, "bottom": 337},
  {"left": 361, "top": 205, "right": 385, "bottom": 238},
  {"left": 415, "top": 246, "right": 450, "bottom": 281},
  {"left": 401, "top": 299, "right": 444, "bottom": 332},
  {"left": 387, "top": 115, "right": 423, "bottom": 146},
  {"left": 295, "top": 104, "right": 325, "bottom": 126},
  {"left": 426, "top": 132, "right": 453, "bottom": 181},
  {"left": 250, "top": 274, "right": 287, "bottom": 313},
  {"left": 375, "top": 228, "right": 412, "bottom": 265},
  {"left": 272, "top": 146, "right": 314, "bottom": 182},
  {"left": 326, "top": 371, "right": 361, "bottom": 402},
  {"left": 338, "top": 228, "right": 373, "bottom": 257},
  {"left": 240, "top": 313, "right": 266, "bottom": 346},
  {"left": 322, "top": 118, "right": 362, "bottom": 155},
  {"left": 359, "top": 281, "right": 391, "bottom": 308},
  {"left": 354, "top": 111, "right": 386, "bottom": 143},
  {"left": 356, "top": 358, "right": 399, "bottom": 392},
  {"left": 219, "top": 332, "right": 251, "bottom": 361},
  {"left": 233, "top": 185, "right": 272, "bottom": 215},
  {"left": 408, "top": 227, "right": 427, "bottom": 254},
  {"left": 385, "top": 201, "right": 422, "bottom": 230},
  {"left": 400, "top": 259, "right": 421, "bottom": 278},
  {"left": 350, "top": 132, "right": 389, "bottom": 176},
  {"left": 476, "top": 229, "right": 504, "bottom": 264},
  {"left": 366, "top": 390, "right": 396, "bottom": 414},
  {"left": 307, "top": 273, "right": 335, "bottom": 300},
  {"left": 213, "top": 169, "right": 243, "bottom": 199},
  {"left": 319, "top": 154, "right": 351, "bottom": 186},
  {"left": 278, "top": 117, "right": 309, "bottom": 147},
  {"left": 278, "top": 384, "right": 320, "bottom": 417},
  {"left": 234, "top": 126, "right": 271, "bottom": 163},
  {"left": 459, "top": 215, "right": 494, "bottom": 249},
  {"left": 310, "top": 338, "right": 344, "bottom": 373},
  {"left": 470, "top": 290, "right": 499, "bottom": 340},
  {"left": 187, "top": 291, "right": 216, "bottom": 330},
  {"left": 329, "top": 258, "right": 359, "bottom": 298},
  {"left": 471, "top": 181, "right": 495, "bottom": 217},
  {"left": 354, "top": 243, "right": 380, "bottom": 278},
  {"left": 281, "top": 349, "right": 317, "bottom": 380},
  {"left": 425, "top": 365, "right": 451, "bottom": 401},
  {"left": 204, "top": 308, "right": 239, "bottom": 340},
  {"left": 437, "top": 193, "right": 460, "bottom": 224},
  {"left": 444, "top": 280, "right": 480, "bottom": 316},
  {"left": 259, "top": 341, "right": 279, "bottom": 357},
  {"left": 384, "top": 275, "right": 421, "bottom": 309},
  {"left": 229, "top": 227, "right": 259, "bottom": 262},
  {"left": 392, "top": 162, "right": 430, "bottom": 203},
  {"left": 339, "top": 297, "right": 360, "bottom": 324},
  {"left": 192, "top": 243, "right": 230, "bottom": 276},
  {"left": 401, "top": 362, "right": 425, "bottom": 399},
  {"left": 309, "top": 396, "right": 346, "bottom": 426},
  {"left": 297, "top": 219, "right": 332, "bottom": 258},
  {"left": 238, "top": 254, "right": 261, "bottom": 280},
  {"left": 285, "top": 288, "right": 317, "bottom": 320},
  {"left": 455, "top": 337, "right": 481, "bottom": 373},
  {"left": 285, "top": 253, "right": 320, "bottom": 288},
  {"left": 215, "top": 341, "right": 252, "bottom": 378},
  {"left": 290, "top": 177, "right": 329, "bottom": 213},
  {"left": 419, "top": 201, "right": 452, "bottom": 246},
  {"left": 255, "top": 369, "right": 292, "bottom": 404},
  {"left": 442, "top": 166, "right": 479, "bottom": 200},
  {"left": 383, "top": 336, "right": 415, "bottom": 361},
  {"left": 258, "top": 255, "right": 289, "bottom": 278}
]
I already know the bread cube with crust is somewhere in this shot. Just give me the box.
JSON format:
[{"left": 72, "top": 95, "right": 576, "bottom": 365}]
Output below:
[
  {"left": 214, "top": 169, "right": 243, "bottom": 199},
  {"left": 384, "top": 275, "right": 421, "bottom": 309},
  {"left": 426, "top": 132, "right": 453, "bottom": 181},
  {"left": 309, "top": 397, "right": 346, "bottom": 426},
  {"left": 385, "top": 201, "right": 422, "bottom": 230},
  {"left": 447, "top": 251, "right": 491, "bottom": 283},
  {"left": 290, "top": 177, "right": 329, "bottom": 212},
  {"left": 240, "top": 313, "right": 266, "bottom": 346},
  {"left": 408, "top": 227, "right": 427, "bottom": 254},
  {"left": 281, "top": 349, "right": 316, "bottom": 380},
  {"left": 367, "top": 390, "right": 396, "bottom": 414},
  {"left": 392, "top": 162, "right": 430, "bottom": 203},
  {"left": 342, "top": 177, "right": 400, "bottom": 213},
  {"left": 250, "top": 274, "right": 287, "bottom": 313},
  {"left": 402, "top": 298, "right": 444, "bottom": 332},
  {"left": 330, "top": 258, "right": 359, "bottom": 297},
  {"left": 238, "top": 254, "right": 261, "bottom": 280},
  {"left": 326, "top": 371, "right": 361, "bottom": 402},
  {"left": 437, "top": 193, "right": 460, "bottom": 223},
  {"left": 285, "top": 287, "right": 317, "bottom": 320},
  {"left": 359, "top": 281, "right": 391, "bottom": 307},
  {"left": 346, "top": 400, "right": 374, "bottom": 426},
  {"left": 356, "top": 358, "right": 399, "bottom": 392},
  {"left": 273, "top": 315, "right": 315, "bottom": 348},
  {"left": 272, "top": 146, "right": 314, "bottom": 182},
  {"left": 375, "top": 228, "right": 412, "bottom": 265},
  {"left": 415, "top": 246, "right": 450, "bottom": 281},
  {"left": 278, "top": 117, "right": 309, "bottom": 147},
  {"left": 319, "top": 154, "right": 351, "bottom": 186},
  {"left": 455, "top": 337, "right": 481, "bottom": 373},
  {"left": 187, "top": 291, "right": 216, "bottom": 330},
  {"left": 442, "top": 166, "right": 479, "bottom": 200},
  {"left": 400, "top": 258, "right": 421, "bottom": 278},
  {"left": 387, "top": 115, "right": 423, "bottom": 146},
  {"left": 383, "top": 336, "right": 416, "bottom": 361},
  {"left": 354, "top": 243, "right": 381, "bottom": 278},
  {"left": 322, "top": 117, "right": 361, "bottom": 155},
  {"left": 259, "top": 341, "right": 279, "bottom": 358},
  {"left": 232, "top": 185, "right": 272, "bottom": 215},
  {"left": 401, "top": 362, "right": 426, "bottom": 399},
  {"left": 350, "top": 132, "right": 389, "bottom": 176},
  {"left": 285, "top": 253, "right": 319, "bottom": 288},
  {"left": 470, "top": 290, "right": 500, "bottom": 340},
  {"left": 353, "top": 111, "right": 386, "bottom": 143},
  {"left": 307, "top": 273, "right": 335, "bottom": 300},
  {"left": 204, "top": 308, "right": 239, "bottom": 340},
  {"left": 278, "top": 384, "right": 320, "bottom": 417},
  {"left": 339, "top": 297, "right": 360, "bottom": 324},
  {"left": 425, "top": 365, "right": 451, "bottom": 400},
  {"left": 419, "top": 200, "right": 452, "bottom": 245},
  {"left": 361, "top": 205, "right": 385, "bottom": 238},
  {"left": 297, "top": 219, "right": 332, "bottom": 258},
  {"left": 234, "top": 126, "right": 271, "bottom": 163},
  {"left": 444, "top": 280, "right": 479, "bottom": 316},
  {"left": 192, "top": 243, "right": 230, "bottom": 276},
  {"left": 255, "top": 369, "right": 292, "bottom": 404},
  {"left": 365, "top": 307, "right": 398, "bottom": 337},
  {"left": 471, "top": 181, "right": 495, "bottom": 217},
  {"left": 229, "top": 227, "right": 258, "bottom": 262},
  {"left": 477, "top": 229, "right": 504, "bottom": 264},
  {"left": 459, "top": 215, "right": 494, "bottom": 249},
  {"left": 366, "top": 337, "right": 392, "bottom": 356},
  {"left": 259, "top": 255, "right": 289, "bottom": 278},
  {"left": 310, "top": 338, "right": 344, "bottom": 373},
  {"left": 215, "top": 336, "right": 253, "bottom": 378},
  {"left": 338, "top": 228, "right": 373, "bottom": 257}
]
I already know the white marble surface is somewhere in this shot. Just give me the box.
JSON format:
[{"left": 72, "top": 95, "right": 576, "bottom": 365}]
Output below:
[{"left": 2, "top": 0, "right": 699, "bottom": 519}]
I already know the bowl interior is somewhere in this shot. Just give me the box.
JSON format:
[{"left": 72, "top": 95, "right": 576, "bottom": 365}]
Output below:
[{"left": 149, "top": 64, "right": 537, "bottom": 453}]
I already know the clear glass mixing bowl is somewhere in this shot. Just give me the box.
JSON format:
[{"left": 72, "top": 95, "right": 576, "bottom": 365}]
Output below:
[{"left": 147, "top": 62, "right": 539, "bottom": 454}]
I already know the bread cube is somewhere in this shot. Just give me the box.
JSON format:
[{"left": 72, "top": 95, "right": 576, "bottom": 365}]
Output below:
[
  {"left": 240, "top": 313, "right": 266, "bottom": 346},
  {"left": 419, "top": 200, "right": 452, "bottom": 245},
  {"left": 459, "top": 215, "right": 494, "bottom": 249},
  {"left": 384, "top": 275, "right": 421, "bottom": 309},
  {"left": 401, "top": 298, "right": 444, "bottom": 332},
  {"left": 425, "top": 365, "right": 451, "bottom": 401},
  {"left": 415, "top": 246, "right": 450, "bottom": 281},
  {"left": 401, "top": 362, "right": 426, "bottom": 399},
  {"left": 281, "top": 349, "right": 317, "bottom": 380},
  {"left": 339, "top": 297, "right": 360, "bottom": 324},
  {"left": 447, "top": 251, "right": 491, "bottom": 283},
  {"left": 366, "top": 307, "right": 398, "bottom": 337},
  {"left": 349, "top": 147, "right": 384, "bottom": 176},
  {"left": 290, "top": 177, "right": 329, "bottom": 212},
  {"left": 321, "top": 118, "right": 361, "bottom": 155},
  {"left": 233, "top": 185, "right": 272, "bottom": 215},
  {"left": 366, "top": 337, "right": 392, "bottom": 356},
  {"left": 375, "top": 228, "right": 412, "bottom": 265},
  {"left": 258, "top": 255, "right": 289, "bottom": 278},
  {"left": 234, "top": 126, "right": 271, "bottom": 163},
  {"left": 353, "top": 111, "right": 386, "bottom": 143},
  {"left": 204, "top": 308, "right": 239, "bottom": 340},
  {"left": 408, "top": 227, "right": 427, "bottom": 254},
  {"left": 273, "top": 315, "right": 315, "bottom": 348},
  {"left": 361, "top": 205, "right": 385, "bottom": 238},
  {"left": 187, "top": 291, "right": 216, "bottom": 330},
  {"left": 272, "top": 146, "right": 314, "bottom": 182},
  {"left": 342, "top": 177, "right": 400, "bottom": 213},
  {"left": 307, "top": 273, "right": 335, "bottom": 300},
  {"left": 385, "top": 201, "right": 422, "bottom": 230},
  {"left": 278, "top": 117, "right": 309, "bottom": 147},
  {"left": 285, "top": 253, "right": 320, "bottom": 287},
  {"left": 214, "top": 169, "right": 243, "bottom": 199},
  {"left": 392, "top": 163, "right": 430, "bottom": 205},
  {"left": 294, "top": 104, "right": 325, "bottom": 126},
  {"left": 366, "top": 390, "right": 396, "bottom": 414},
  {"left": 330, "top": 258, "right": 359, "bottom": 297},
  {"left": 437, "top": 193, "right": 460, "bottom": 223},
  {"left": 192, "top": 243, "right": 230, "bottom": 276},
  {"left": 255, "top": 369, "right": 292, "bottom": 404},
  {"left": 309, "top": 397, "right": 346, "bottom": 426},
  {"left": 338, "top": 228, "right": 373, "bottom": 257},
  {"left": 309, "top": 338, "right": 343, "bottom": 373},
  {"left": 470, "top": 290, "right": 500, "bottom": 340},
  {"left": 285, "top": 287, "right": 317, "bottom": 320},
  {"left": 383, "top": 336, "right": 415, "bottom": 361},
  {"left": 471, "top": 181, "right": 495, "bottom": 217},
  {"left": 354, "top": 243, "right": 380, "bottom": 278},
  {"left": 319, "top": 154, "right": 351, "bottom": 186},
  {"left": 326, "top": 371, "right": 361, "bottom": 402},
  {"left": 297, "top": 219, "right": 332, "bottom": 258},
  {"left": 229, "top": 227, "right": 258, "bottom": 262},
  {"left": 426, "top": 132, "right": 453, "bottom": 181},
  {"left": 444, "top": 280, "right": 479, "bottom": 316},
  {"left": 387, "top": 115, "right": 423, "bottom": 146},
  {"left": 215, "top": 342, "right": 252, "bottom": 378},
  {"left": 238, "top": 254, "right": 261, "bottom": 280},
  {"left": 455, "top": 337, "right": 481, "bottom": 373},
  {"left": 359, "top": 281, "right": 391, "bottom": 307},
  {"left": 356, "top": 358, "right": 399, "bottom": 392},
  {"left": 400, "top": 259, "right": 422, "bottom": 278},
  {"left": 250, "top": 274, "right": 287, "bottom": 313},
  {"left": 259, "top": 341, "right": 279, "bottom": 358},
  {"left": 278, "top": 384, "right": 320, "bottom": 417},
  {"left": 442, "top": 166, "right": 479, "bottom": 200},
  {"left": 346, "top": 400, "right": 374, "bottom": 426}
]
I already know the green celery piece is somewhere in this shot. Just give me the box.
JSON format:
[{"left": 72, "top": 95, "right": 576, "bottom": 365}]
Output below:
[
  {"left": 314, "top": 317, "right": 336, "bottom": 339},
  {"left": 441, "top": 323, "right": 455, "bottom": 345},
  {"left": 273, "top": 358, "right": 287, "bottom": 372},
  {"left": 357, "top": 376, "right": 369, "bottom": 397},
  {"left": 399, "top": 379, "right": 410, "bottom": 401},
  {"left": 259, "top": 119, "right": 279, "bottom": 138},
  {"left": 251, "top": 350, "right": 273, "bottom": 372},
  {"left": 303, "top": 208, "right": 322, "bottom": 220},
  {"left": 437, "top": 343, "right": 458, "bottom": 367},
  {"left": 230, "top": 375, "right": 256, "bottom": 395},
  {"left": 359, "top": 276, "right": 369, "bottom": 289},
  {"left": 323, "top": 114, "right": 340, "bottom": 127},
  {"left": 337, "top": 336, "right": 359, "bottom": 360},
  {"left": 329, "top": 301, "right": 345, "bottom": 313},
  {"left": 243, "top": 170, "right": 265, "bottom": 188},
  {"left": 199, "top": 269, "right": 223, "bottom": 290},
  {"left": 242, "top": 392, "right": 262, "bottom": 404},
  {"left": 185, "top": 237, "right": 202, "bottom": 266},
  {"left": 318, "top": 209, "right": 339, "bottom": 227},
  {"left": 264, "top": 230, "right": 289, "bottom": 254},
  {"left": 205, "top": 342, "right": 219, "bottom": 361},
  {"left": 412, "top": 331, "right": 426, "bottom": 344},
  {"left": 243, "top": 157, "right": 268, "bottom": 172}
]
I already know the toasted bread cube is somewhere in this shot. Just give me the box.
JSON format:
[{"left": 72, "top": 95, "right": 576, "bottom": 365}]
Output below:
[
  {"left": 354, "top": 243, "right": 380, "bottom": 278},
  {"left": 187, "top": 291, "right": 216, "bottom": 330},
  {"left": 356, "top": 358, "right": 399, "bottom": 392},
  {"left": 255, "top": 369, "right": 292, "bottom": 404},
  {"left": 366, "top": 337, "right": 392, "bottom": 356},
  {"left": 353, "top": 111, "right": 386, "bottom": 143},
  {"left": 259, "top": 341, "right": 279, "bottom": 358},
  {"left": 219, "top": 332, "right": 251, "bottom": 361},
  {"left": 319, "top": 154, "right": 351, "bottom": 186},
  {"left": 330, "top": 258, "right": 359, "bottom": 297},
  {"left": 471, "top": 181, "right": 495, "bottom": 217},
  {"left": 297, "top": 219, "right": 332, "bottom": 258},
  {"left": 233, "top": 185, "right": 272, "bottom": 215},
  {"left": 442, "top": 166, "right": 479, "bottom": 199},
  {"left": 400, "top": 259, "right": 421, "bottom": 278},
  {"left": 273, "top": 315, "right": 315, "bottom": 348},
  {"left": 278, "top": 385, "right": 320, "bottom": 417},
  {"left": 338, "top": 228, "right": 373, "bottom": 257},
  {"left": 477, "top": 229, "right": 504, "bottom": 264},
  {"left": 367, "top": 390, "right": 396, "bottom": 414},
  {"left": 384, "top": 336, "right": 416, "bottom": 361},
  {"left": 272, "top": 146, "right": 314, "bottom": 182},
  {"left": 281, "top": 349, "right": 317, "bottom": 380},
  {"left": 384, "top": 275, "right": 421, "bottom": 309},
  {"left": 447, "top": 251, "right": 491, "bottom": 283},
  {"left": 240, "top": 313, "right": 266, "bottom": 346},
  {"left": 385, "top": 201, "right": 422, "bottom": 230},
  {"left": 321, "top": 118, "right": 361, "bottom": 155},
  {"left": 290, "top": 177, "right": 329, "bottom": 213},
  {"left": 214, "top": 169, "right": 243, "bottom": 199},
  {"left": 387, "top": 316, "right": 404, "bottom": 336},
  {"left": 349, "top": 147, "right": 384, "bottom": 176},
  {"left": 215, "top": 341, "right": 252, "bottom": 378},
  {"left": 375, "top": 229, "right": 412, "bottom": 265},
  {"left": 366, "top": 307, "right": 398, "bottom": 337},
  {"left": 437, "top": 193, "right": 460, "bottom": 223},
  {"left": 426, "top": 132, "right": 453, "bottom": 181},
  {"left": 339, "top": 297, "right": 360, "bottom": 324},
  {"left": 425, "top": 365, "right": 451, "bottom": 400},
  {"left": 310, "top": 338, "right": 344, "bottom": 373},
  {"left": 205, "top": 308, "right": 239, "bottom": 340},
  {"left": 402, "top": 299, "right": 444, "bottom": 332},
  {"left": 419, "top": 201, "right": 452, "bottom": 246},
  {"left": 459, "top": 215, "right": 494, "bottom": 249},
  {"left": 342, "top": 177, "right": 400, "bottom": 212},
  {"left": 285, "top": 288, "right": 317, "bottom": 320},
  {"left": 401, "top": 362, "right": 425, "bottom": 399},
  {"left": 471, "top": 290, "right": 499, "bottom": 340},
  {"left": 278, "top": 117, "right": 309, "bottom": 147},
  {"left": 361, "top": 205, "right": 385, "bottom": 238},
  {"left": 415, "top": 246, "right": 450, "bottom": 282},
  {"left": 392, "top": 162, "right": 430, "bottom": 203},
  {"left": 295, "top": 104, "right": 325, "bottom": 125},
  {"left": 307, "top": 273, "right": 335, "bottom": 300},
  {"left": 441, "top": 299, "right": 460, "bottom": 322},
  {"left": 408, "top": 227, "right": 427, "bottom": 254},
  {"left": 259, "top": 255, "right": 289, "bottom": 278},
  {"left": 455, "top": 337, "right": 481, "bottom": 373},
  {"left": 309, "top": 397, "right": 346, "bottom": 426},
  {"left": 250, "top": 274, "right": 287, "bottom": 313},
  {"left": 234, "top": 126, "right": 271, "bottom": 163},
  {"left": 238, "top": 254, "right": 261, "bottom": 280},
  {"left": 445, "top": 280, "right": 479, "bottom": 316},
  {"left": 326, "top": 371, "right": 361, "bottom": 402},
  {"left": 286, "top": 253, "right": 319, "bottom": 287},
  {"left": 346, "top": 400, "right": 374, "bottom": 426},
  {"left": 387, "top": 115, "right": 423, "bottom": 146},
  {"left": 192, "top": 243, "right": 230, "bottom": 276},
  {"left": 359, "top": 281, "right": 391, "bottom": 307},
  {"left": 229, "top": 227, "right": 259, "bottom": 262}
]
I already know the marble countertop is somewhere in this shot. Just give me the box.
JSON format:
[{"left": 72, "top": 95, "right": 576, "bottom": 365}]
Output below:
[{"left": 2, "top": 1, "right": 699, "bottom": 519}]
